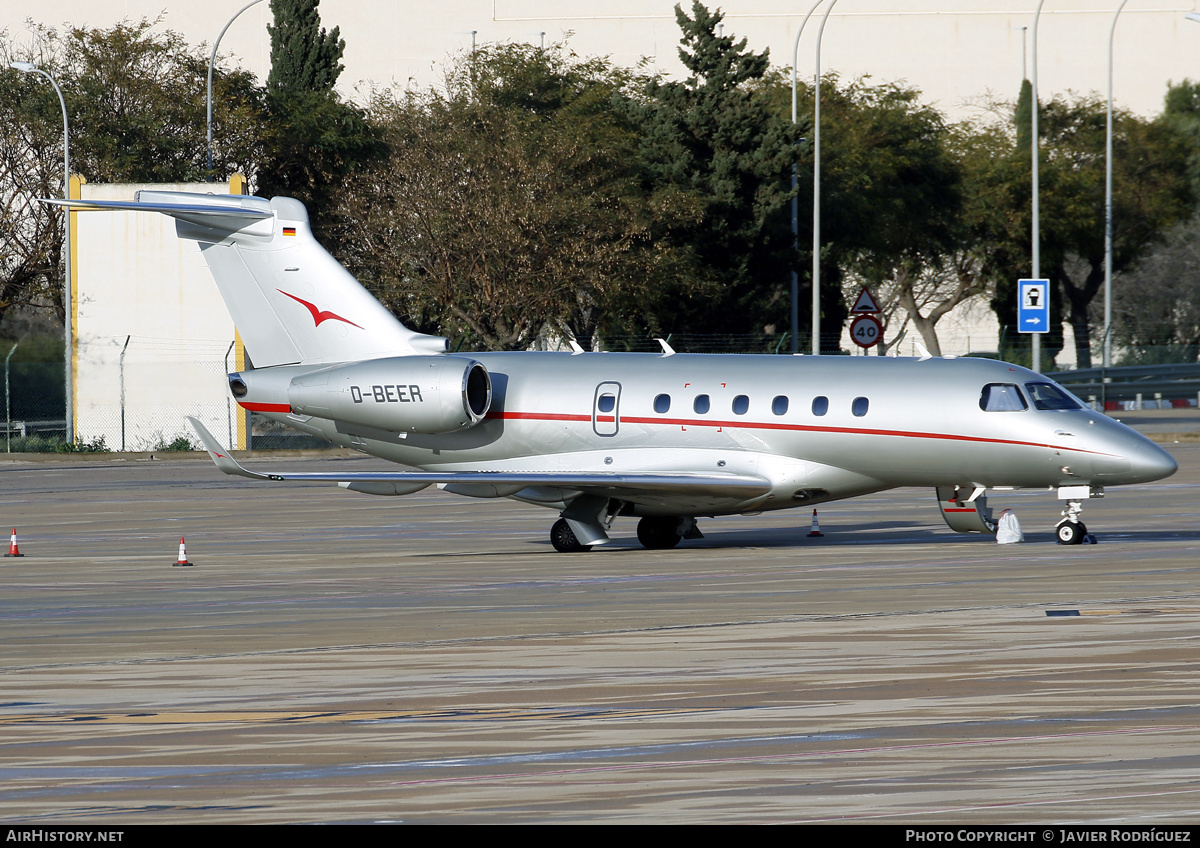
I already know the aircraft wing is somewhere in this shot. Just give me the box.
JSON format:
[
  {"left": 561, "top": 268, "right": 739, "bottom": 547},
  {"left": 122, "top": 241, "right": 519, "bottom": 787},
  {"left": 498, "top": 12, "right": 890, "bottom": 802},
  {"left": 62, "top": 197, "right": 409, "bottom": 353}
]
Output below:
[{"left": 187, "top": 418, "right": 772, "bottom": 498}]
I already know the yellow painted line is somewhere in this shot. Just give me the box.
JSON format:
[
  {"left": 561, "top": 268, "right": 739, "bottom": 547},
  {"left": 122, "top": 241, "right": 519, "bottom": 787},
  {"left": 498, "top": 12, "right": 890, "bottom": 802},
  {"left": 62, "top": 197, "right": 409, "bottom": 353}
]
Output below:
[
  {"left": 0, "top": 706, "right": 710, "bottom": 726},
  {"left": 1047, "top": 607, "right": 1198, "bottom": 617}
]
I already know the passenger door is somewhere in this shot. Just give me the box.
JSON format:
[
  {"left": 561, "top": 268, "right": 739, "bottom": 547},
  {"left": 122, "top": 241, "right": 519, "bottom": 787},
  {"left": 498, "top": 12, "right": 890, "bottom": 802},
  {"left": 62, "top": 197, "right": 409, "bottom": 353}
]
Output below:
[{"left": 592, "top": 382, "right": 621, "bottom": 437}]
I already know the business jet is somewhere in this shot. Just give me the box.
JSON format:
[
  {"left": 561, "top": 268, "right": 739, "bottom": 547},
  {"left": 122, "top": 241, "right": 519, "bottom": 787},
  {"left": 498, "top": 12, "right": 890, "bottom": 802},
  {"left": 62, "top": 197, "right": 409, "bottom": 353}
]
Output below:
[{"left": 52, "top": 191, "right": 1178, "bottom": 551}]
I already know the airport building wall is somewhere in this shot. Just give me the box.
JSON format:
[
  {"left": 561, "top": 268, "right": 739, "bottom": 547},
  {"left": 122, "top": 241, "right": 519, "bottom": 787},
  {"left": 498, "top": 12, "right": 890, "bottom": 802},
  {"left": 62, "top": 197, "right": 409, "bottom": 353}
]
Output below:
[{"left": 74, "top": 181, "right": 247, "bottom": 451}]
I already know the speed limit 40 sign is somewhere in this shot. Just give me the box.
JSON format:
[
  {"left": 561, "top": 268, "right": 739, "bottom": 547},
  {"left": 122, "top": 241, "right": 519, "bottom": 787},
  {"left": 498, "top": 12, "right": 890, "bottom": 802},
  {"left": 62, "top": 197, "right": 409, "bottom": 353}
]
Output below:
[{"left": 850, "top": 314, "right": 882, "bottom": 348}]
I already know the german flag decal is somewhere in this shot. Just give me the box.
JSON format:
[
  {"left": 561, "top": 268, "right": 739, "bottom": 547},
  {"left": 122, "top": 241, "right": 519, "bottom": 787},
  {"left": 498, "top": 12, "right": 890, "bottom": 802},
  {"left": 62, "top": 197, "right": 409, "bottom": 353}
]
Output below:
[{"left": 282, "top": 227, "right": 296, "bottom": 236}]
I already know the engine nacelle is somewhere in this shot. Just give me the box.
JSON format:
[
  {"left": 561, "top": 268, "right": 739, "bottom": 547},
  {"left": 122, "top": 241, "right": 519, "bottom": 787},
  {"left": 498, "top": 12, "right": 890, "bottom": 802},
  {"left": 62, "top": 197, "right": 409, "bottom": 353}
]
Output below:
[{"left": 286, "top": 356, "right": 491, "bottom": 434}]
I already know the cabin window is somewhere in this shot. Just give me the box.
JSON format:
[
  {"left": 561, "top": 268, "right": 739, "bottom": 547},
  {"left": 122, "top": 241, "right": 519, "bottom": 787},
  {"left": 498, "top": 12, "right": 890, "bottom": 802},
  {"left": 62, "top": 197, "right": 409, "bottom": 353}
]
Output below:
[
  {"left": 597, "top": 394, "right": 616, "bottom": 413},
  {"left": 772, "top": 395, "right": 789, "bottom": 415},
  {"left": 980, "top": 383, "right": 1027, "bottom": 411},
  {"left": 852, "top": 397, "right": 869, "bottom": 417},
  {"left": 654, "top": 394, "right": 671, "bottom": 413},
  {"left": 1025, "top": 382, "right": 1081, "bottom": 411},
  {"left": 694, "top": 394, "right": 711, "bottom": 414},
  {"left": 812, "top": 396, "right": 828, "bottom": 416},
  {"left": 732, "top": 395, "right": 749, "bottom": 415}
]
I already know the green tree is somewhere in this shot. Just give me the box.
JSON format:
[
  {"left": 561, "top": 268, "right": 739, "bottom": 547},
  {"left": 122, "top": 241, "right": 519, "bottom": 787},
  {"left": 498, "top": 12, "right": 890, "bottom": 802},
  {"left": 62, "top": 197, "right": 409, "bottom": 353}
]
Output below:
[
  {"left": 974, "top": 88, "right": 1193, "bottom": 368},
  {"left": 1101, "top": 80, "right": 1200, "bottom": 364},
  {"left": 962, "top": 103, "right": 1067, "bottom": 366},
  {"left": 0, "top": 20, "right": 265, "bottom": 325},
  {"left": 258, "top": 0, "right": 380, "bottom": 248},
  {"left": 632, "top": 2, "right": 798, "bottom": 344},
  {"left": 334, "top": 43, "right": 702, "bottom": 350},
  {"left": 266, "top": 0, "right": 344, "bottom": 96},
  {"left": 57, "top": 20, "right": 265, "bottom": 184},
  {"left": 1161, "top": 79, "right": 1200, "bottom": 200},
  {"left": 805, "top": 77, "right": 965, "bottom": 355},
  {"left": 0, "top": 32, "right": 64, "bottom": 324},
  {"left": 1015, "top": 78, "right": 1033, "bottom": 152},
  {"left": 1108, "top": 213, "right": 1200, "bottom": 364}
]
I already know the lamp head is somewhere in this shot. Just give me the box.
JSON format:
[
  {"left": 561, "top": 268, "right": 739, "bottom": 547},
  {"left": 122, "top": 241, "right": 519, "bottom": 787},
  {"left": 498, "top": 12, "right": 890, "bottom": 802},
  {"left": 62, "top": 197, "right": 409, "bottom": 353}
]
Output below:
[{"left": 9, "top": 61, "right": 37, "bottom": 72}]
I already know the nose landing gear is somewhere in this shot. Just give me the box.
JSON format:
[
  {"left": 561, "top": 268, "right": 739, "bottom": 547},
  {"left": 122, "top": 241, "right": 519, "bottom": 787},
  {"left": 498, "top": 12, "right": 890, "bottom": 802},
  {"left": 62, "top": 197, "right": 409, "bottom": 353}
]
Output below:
[
  {"left": 1055, "top": 486, "right": 1102, "bottom": 545},
  {"left": 1055, "top": 517, "right": 1089, "bottom": 545}
]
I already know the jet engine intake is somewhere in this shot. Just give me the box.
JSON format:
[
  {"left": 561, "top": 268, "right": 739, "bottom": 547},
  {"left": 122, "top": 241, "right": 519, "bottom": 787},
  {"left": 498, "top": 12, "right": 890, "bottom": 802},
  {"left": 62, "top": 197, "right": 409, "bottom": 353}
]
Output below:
[{"left": 288, "top": 356, "right": 491, "bottom": 434}]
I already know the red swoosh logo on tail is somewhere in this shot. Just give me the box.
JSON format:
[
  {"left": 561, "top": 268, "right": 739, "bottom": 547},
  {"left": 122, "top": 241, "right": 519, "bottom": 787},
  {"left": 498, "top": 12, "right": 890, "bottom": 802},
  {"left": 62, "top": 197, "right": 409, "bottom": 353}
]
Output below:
[{"left": 277, "top": 290, "right": 363, "bottom": 329}]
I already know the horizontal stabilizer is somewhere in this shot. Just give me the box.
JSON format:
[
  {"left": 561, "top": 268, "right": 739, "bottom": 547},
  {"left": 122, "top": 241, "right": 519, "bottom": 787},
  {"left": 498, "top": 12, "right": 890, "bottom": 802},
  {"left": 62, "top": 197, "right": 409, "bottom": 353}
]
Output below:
[
  {"left": 42, "top": 194, "right": 273, "bottom": 238},
  {"left": 187, "top": 418, "right": 772, "bottom": 498},
  {"left": 43, "top": 196, "right": 271, "bottom": 218}
]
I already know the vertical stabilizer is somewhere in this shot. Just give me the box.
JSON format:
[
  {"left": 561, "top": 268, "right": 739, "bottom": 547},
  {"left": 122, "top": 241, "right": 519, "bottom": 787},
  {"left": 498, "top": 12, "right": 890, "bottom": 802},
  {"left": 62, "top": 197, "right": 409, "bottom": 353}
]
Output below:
[{"left": 77, "top": 191, "right": 449, "bottom": 367}]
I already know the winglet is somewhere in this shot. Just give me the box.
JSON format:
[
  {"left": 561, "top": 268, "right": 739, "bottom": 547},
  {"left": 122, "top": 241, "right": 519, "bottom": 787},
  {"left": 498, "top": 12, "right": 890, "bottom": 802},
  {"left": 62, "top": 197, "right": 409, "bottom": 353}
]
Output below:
[
  {"left": 187, "top": 417, "right": 271, "bottom": 481},
  {"left": 655, "top": 338, "right": 676, "bottom": 356}
]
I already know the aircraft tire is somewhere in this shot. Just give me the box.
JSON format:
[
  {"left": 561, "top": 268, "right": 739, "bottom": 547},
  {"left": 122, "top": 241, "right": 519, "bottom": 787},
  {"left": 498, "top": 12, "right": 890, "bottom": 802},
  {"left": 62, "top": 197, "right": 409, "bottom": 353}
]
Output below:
[
  {"left": 551, "top": 518, "right": 592, "bottom": 553},
  {"left": 1056, "top": 521, "right": 1086, "bottom": 545},
  {"left": 637, "top": 516, "right": 683, "bottom": 550}
]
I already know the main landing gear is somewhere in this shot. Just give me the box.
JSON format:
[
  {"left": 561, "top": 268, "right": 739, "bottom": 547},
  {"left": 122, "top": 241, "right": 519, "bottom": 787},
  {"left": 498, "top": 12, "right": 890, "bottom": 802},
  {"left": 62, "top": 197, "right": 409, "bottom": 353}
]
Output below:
[
  {"left": 636, "top": 516, "right": 703, "bottom": 549},
  {"left": 548, "top": 514, "right": 702, "bottom": 552},
  {"left": 1055, "top": 485, "right": 1102, "bottom": 545},
  {"left": 636, "top": 516, "right": 683, "bottom": 549},
  {"left": 550, "top": 518, "right": 592, "bottom": 553}
]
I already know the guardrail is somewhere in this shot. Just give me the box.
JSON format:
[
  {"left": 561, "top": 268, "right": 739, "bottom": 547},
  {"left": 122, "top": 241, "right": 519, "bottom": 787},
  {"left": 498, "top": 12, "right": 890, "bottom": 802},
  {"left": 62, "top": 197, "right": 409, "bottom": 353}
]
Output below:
[
  {"left": 1, "top": 419, "right": 67, "bottom": 437},
  {"left": 1046, "top": 363, "right": 1200, "bottom": 408}
]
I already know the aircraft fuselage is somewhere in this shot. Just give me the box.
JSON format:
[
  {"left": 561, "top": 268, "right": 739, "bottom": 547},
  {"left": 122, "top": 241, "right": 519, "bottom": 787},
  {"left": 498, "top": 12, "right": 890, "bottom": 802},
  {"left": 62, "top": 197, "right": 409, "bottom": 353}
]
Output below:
[{"left": 244, "top": 352, "right": 1176, "bottom": 519}]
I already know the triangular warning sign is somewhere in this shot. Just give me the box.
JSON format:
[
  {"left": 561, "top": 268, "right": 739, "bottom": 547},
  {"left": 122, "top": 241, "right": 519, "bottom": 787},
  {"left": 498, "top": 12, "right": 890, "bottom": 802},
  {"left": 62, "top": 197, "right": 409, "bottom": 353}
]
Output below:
[{"left": 851, "top": 286, "right": 881, "bottom": 313}]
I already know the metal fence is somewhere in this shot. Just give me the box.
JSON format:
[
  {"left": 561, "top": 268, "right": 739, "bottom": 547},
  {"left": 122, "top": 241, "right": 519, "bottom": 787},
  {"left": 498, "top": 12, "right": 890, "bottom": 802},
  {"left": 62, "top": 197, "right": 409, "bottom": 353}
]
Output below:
[
  {"left": 2, "top": 348, "right": 66, "bottom": 452},
  {"left": 2, "top": 336, "right": 336, "bottom": 453},
  {"left": 4, "top": 333, "right": 1195, "bottom": 454}
]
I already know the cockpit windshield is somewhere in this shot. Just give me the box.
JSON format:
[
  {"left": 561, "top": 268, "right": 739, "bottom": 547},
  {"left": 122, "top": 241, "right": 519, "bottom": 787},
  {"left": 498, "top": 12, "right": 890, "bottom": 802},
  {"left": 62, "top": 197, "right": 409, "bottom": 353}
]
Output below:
[
  {"left": 980, "top": 383, "right": 1027, "bottom": 411},
  {"left": 1024, "top": 381, "right": 1082, "bottom": 411}
]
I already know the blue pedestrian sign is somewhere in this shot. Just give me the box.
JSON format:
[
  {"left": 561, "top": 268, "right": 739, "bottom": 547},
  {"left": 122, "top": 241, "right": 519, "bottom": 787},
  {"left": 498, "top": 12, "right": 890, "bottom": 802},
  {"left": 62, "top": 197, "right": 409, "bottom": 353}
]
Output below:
[{"left": 1018, "top": 279, "right": 1050, "bottom": 334}]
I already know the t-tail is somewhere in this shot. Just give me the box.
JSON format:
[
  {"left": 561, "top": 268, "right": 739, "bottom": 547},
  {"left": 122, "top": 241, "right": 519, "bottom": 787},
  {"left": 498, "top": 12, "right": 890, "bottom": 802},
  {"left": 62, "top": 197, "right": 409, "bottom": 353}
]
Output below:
[{"left": 50, "top": 191, "right": 448, "bottom": 366}]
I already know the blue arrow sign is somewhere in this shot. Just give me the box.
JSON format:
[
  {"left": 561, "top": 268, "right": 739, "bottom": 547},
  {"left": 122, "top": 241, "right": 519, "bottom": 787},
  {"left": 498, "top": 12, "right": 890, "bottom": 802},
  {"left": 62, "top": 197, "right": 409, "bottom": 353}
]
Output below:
[{"left": 1018, "top": 279, "right": 1049, "bottom": 334}]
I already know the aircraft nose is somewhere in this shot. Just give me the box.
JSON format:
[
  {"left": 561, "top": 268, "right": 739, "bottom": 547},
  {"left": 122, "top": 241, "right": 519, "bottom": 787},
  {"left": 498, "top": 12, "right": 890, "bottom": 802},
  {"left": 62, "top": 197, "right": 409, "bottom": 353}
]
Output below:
[{"left": 1130, "top": 440, "right": 1178, "bottom": 483}]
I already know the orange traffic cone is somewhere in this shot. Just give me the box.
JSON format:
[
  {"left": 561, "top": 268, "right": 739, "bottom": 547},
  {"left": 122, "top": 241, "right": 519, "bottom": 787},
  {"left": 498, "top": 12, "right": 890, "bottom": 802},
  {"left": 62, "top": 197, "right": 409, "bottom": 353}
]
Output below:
[
  {"left": 807, "top": 509, "right": 824, "bottom": 538},
  {"left": 173, "top": 536, "right": 193, "bottom": 567},
  {"left": 5, "top": 528, "right": 24, "bottom": 557}
]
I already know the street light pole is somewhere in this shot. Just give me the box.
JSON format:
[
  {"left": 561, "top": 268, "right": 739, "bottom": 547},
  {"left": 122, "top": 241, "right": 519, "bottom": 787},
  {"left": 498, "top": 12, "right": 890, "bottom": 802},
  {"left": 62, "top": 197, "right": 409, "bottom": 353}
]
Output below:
[
  {"left": 1019, "top": 26, "right": 1028, "bottom": 80},
  {"left": 10, "top": 61, "right": 73, "bottom": 444},
  {"left": 791, "top": 0, "right": 830, "bottom": 355},
  {"left": 811, "top": 0, "right": 840, "bottom": 355},
  {"left": 1030, "top": 0, "right": 1046, "bottom": 374},
  {"left": 1104, "top": 1, "right": 1130, "bottom": 372},
  {"left": 208, "top": 0, "right": 266, "bottom": 177}
]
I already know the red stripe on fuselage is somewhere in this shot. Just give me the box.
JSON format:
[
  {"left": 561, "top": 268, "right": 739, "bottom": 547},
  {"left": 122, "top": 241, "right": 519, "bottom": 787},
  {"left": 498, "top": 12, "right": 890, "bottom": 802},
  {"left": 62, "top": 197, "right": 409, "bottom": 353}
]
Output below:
[
  {"left": 485, "top": 411, "right": 591, "bottom": 423},
  {"left": 483, "top": 410, "right": 1112, "bottom": 456},
  {"left": 245, "top": 404, "right": 1110, "bottom": 457},
  {"left": 238, "top": 402, "right": 291, "bottom": 413}
]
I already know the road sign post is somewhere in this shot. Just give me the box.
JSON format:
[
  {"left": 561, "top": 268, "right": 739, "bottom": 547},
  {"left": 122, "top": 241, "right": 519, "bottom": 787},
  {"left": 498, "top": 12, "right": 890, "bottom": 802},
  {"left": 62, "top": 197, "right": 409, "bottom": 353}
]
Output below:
[
  {"left": 850, "top": 286, "right": 882, "bottom": 315},
  {"left": 850, "top": 314, "right": 882, "bottom": 350},
  {"left": 847, "top": 286, "right": 882, "bottom": 352},
  {"left": 1018, "top": 279, "right": 1050, "bottom": 334}
]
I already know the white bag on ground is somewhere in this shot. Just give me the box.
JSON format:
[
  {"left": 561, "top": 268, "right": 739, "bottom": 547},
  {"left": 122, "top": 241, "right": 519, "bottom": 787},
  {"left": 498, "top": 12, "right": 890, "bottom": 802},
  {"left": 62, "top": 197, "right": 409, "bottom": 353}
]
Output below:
[{"left": 995, "top": 509, "right": 1023, "bottom": 544}]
